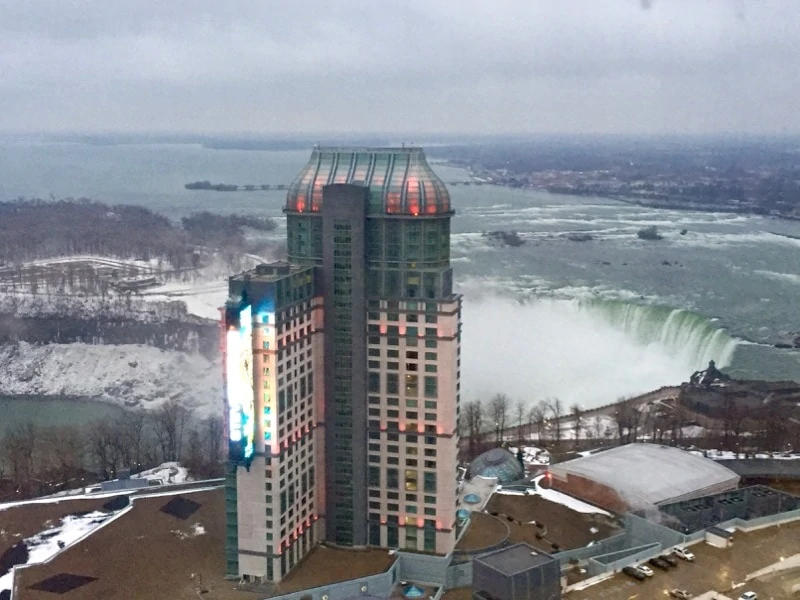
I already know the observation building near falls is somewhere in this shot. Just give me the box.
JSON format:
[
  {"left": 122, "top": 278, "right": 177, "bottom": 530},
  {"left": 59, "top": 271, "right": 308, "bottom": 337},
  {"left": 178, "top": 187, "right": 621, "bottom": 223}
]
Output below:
[{"left": 222, "top": 147, "right": 463, "bottom": 582}]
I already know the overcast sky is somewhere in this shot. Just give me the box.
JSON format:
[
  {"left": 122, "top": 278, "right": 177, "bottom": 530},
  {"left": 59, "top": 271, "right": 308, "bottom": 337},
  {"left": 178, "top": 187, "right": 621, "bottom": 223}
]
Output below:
[{"left": 1, "top": 0, "right": 798, "bottom": 135}]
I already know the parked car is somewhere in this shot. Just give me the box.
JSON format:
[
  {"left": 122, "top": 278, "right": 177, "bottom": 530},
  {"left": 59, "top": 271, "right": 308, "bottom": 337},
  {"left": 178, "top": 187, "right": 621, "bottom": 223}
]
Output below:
[
  {"left": 635, "top": 564, "right": 654, "bottom": 577},
  {"left": 660, "top": 554, "right": 679, "bottom": 567},
  {"left": 738, "top": 593, "right": 757, "bottom": 600},
  {"left": 673, "top": 546, "right": 695, "bottom": 561},
  {"left": 649, "top": 557, "right": 671, "bottom": 570},
  {"left": 622, "top": 565, "right": 646, "bottom": 581},
  {"left": 669, "top": 590, "right": 692, "bottom": 600}
]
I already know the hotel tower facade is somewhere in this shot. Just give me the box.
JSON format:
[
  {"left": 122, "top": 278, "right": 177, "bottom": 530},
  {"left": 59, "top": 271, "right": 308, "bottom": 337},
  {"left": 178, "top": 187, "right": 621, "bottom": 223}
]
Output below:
[{"left": 224, "top": 147, "right": 462, "bottom": 582}]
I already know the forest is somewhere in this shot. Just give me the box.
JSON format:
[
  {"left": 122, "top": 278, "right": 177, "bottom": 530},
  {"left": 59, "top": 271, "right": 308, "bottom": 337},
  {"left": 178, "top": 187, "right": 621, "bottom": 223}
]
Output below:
[
  {"left": 0, "top": 199, "right": 276, "bottom": 268},
  {"left": 0, "top": 400, "right": 224, "bottom": 502}
]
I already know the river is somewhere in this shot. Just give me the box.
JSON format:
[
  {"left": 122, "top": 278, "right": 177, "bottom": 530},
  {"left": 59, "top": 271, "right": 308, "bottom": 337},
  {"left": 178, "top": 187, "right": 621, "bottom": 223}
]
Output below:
[{"left": 1, "top": 137, "right": 799, "bottom": 423}]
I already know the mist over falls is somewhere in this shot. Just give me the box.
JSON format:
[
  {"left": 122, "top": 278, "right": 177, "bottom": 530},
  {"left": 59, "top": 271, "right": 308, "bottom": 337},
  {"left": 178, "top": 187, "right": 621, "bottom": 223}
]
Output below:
[{"left": 459, "top": 296, "right": 738, "bottom": 409}]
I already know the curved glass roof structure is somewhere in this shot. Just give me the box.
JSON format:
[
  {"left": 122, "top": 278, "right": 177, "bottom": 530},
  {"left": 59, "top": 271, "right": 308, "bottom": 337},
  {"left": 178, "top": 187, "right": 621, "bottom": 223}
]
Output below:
[
  {"left": 469, "top": 448, "right": 525, "bottom": 484},
  {"left": 285, "top": 147, "right": 452, "bottom": 216}
]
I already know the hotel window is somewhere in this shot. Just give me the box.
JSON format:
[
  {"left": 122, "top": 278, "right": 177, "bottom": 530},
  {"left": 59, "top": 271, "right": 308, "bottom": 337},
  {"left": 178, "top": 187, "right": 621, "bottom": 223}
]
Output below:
[
  {"left": 425, "top": 340, "right": 437, "bottom": 348},
  {"left": 405, "top": 375, "right": 418, "bottom": 397},
  {"left": 368, "top": 372, "right": 381, "bottom": 393},
  {"left": 388, "top": 503, "right": 399, "bottom": 512},
  {"left": 406, "top": 505, "right": 418, "bottom": 514},
  {"left": 425, "top": 327, "right": 437, "bottom": 337},
  {"left": 423, "top": 472, "right": 437, "bottom": 493},
  {"left": 368, "top": 466, "right": 381, "bottom": 486},
  {"left": 406, "top": 351, "right": 418, "bottom": 359},
  {"left": 387, "top": 362, "right": 399, "bottom": 370},
  {"left": 404, "top": 516, "right": 417, "bottom": 526},
  {"left": 406, "top": 326, "right": 418, "bottom": 337},
  {"left": 406, "top": 314, "right": 418, "bottom": 323},
  {"left": 425, "top": 314, "right": 437, "bottom": 324},
  {"left": 424, "top": 401, "right": 436, "bottom": 409},
  {"left": 387, "top": 468, "right": 399, "bottom": 489},
  {"left": 424, "top": 413, "right": 436, "bottom": 421},
  {"left": 404, "top": 470, "right": 418, "bottom": 491},
  {"left": 424, "top": 352, "right": 437, "bottom": 360},
  {"left": 424, "top": 507, "right": 436, "bottom": 516},
  {"left": 424, "top": 364, "right": 437, "bottom": 373},
  {"left": 387, "top": 374, "right": 399, "bottom": 394},
  {"left": 425, "top": 461, "right": 436, "bottom": 469},
  {"left": 424, "top": 376, "right": 438, "bottom": 398},
  {"left": 368, "top": 348, "right": 381, "bottom": 357},
  {"left": 406, "top": 362, "right": 418, "bottom": 372}
]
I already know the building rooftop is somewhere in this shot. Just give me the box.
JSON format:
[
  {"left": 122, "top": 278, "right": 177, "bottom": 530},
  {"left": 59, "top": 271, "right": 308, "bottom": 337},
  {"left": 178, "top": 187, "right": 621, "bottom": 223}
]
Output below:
[
  {"left": 285, "top": 147, "right": 452, "bottom": 216},
  {"left": 7, "top": 486, "right": 266, "bottom": 600},
  {"left": 475, "top": 543, "right": 554, "bottom": 576},
  {"left": 483, "top": 490, "right": 620, "bottom": 553},
  {"left": 274, "top": 545, "right": 396, "bottom": 594},
  {"left": 549, "top": 443, "right": 740, "bottom": 509},
  {"left": 229, "top": 262, "right": 310, "bottom": 283}
]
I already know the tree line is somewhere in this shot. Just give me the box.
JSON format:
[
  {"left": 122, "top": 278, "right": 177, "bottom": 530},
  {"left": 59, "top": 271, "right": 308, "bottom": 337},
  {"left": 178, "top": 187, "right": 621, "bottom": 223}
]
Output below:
[
  {"left": 0, "top": 199, "right": 276, "bottom": 268},
  {"left": 460, "top": 391, "right": 800, "bottom": 461},
  {"left": 0, "top": 399, "right": 224, "bottom": 502}
]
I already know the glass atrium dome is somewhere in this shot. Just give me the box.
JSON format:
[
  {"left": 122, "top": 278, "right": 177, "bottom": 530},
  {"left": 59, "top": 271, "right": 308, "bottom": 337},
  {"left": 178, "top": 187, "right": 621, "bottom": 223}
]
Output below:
[
  {"left": 469, "top": 448, "right": 524, "bottom": 484},
  {"left": 285, "top": 147, "right": 452, "bottom": 215}
]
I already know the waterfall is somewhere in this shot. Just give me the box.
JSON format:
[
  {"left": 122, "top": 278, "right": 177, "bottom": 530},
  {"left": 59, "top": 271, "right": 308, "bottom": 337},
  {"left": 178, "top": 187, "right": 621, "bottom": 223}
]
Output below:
[
  {"left": 579, "top": 299, "right": 738, "bottom": 371},
  {"left": 459, "top": 295, "right": 739, "bottom": 409}
]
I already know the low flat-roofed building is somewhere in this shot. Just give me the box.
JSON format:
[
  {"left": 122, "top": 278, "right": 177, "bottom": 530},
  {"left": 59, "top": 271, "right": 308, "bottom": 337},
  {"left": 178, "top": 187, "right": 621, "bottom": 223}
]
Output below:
[
  {"left": 547, "top": 443, "right": 740, "bottom": 512},
  {"left": 472, "top": 543, "right": 561, "bottom": 600}
]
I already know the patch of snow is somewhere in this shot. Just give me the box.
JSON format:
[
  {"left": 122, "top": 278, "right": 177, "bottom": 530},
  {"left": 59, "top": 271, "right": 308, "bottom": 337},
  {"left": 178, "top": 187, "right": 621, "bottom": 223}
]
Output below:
[
  {"left": 133, "top": 462, "right": 190, "bottom": 484},
  {"left": 191, "top": 523, "right": 206, "bottom": 536},
  {"left": 0, "top": 507, "right": 130, "bottom": 596},
  {"left": 0, "top": 341, "right": 220, "bottom": 417},
  {"left": 507, "top": 445, "right": 551, "bottom": 466},
  {"left": 526, "top": 475, "right": 612, "bottom": 516}
]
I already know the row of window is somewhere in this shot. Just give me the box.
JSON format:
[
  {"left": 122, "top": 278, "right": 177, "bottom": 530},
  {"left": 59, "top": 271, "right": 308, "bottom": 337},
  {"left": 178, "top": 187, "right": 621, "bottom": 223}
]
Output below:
[
  {"left": 368, "top": 372, "right": 438, "bottom": 397},
  {"left": 368, "top": 336, "right": 439, "bottom": 348}
]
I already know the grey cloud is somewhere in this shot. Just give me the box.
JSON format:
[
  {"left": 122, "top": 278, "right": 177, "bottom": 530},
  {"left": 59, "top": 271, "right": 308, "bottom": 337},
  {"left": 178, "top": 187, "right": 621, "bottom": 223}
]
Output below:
[{"left": 0, "top": 0, "right": 798, "bottom": 134}]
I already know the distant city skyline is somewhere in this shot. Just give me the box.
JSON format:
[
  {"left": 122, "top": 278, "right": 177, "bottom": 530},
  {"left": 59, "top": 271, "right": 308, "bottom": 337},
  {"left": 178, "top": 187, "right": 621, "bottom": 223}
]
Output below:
[{"left": 1, "top": 0, "right": 799, "bottom": 135}]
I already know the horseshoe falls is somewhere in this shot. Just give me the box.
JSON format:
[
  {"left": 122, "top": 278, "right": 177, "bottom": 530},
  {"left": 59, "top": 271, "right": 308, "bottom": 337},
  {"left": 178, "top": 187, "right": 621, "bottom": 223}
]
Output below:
[{"left": 459, "top": 296, "right": 739, "bottom": 409}]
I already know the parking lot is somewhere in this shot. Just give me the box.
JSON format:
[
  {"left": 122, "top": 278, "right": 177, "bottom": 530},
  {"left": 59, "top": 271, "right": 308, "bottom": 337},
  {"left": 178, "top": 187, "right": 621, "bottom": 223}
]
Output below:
[{"left": 567, "top": 520, "right": 800, "bottom": 600}]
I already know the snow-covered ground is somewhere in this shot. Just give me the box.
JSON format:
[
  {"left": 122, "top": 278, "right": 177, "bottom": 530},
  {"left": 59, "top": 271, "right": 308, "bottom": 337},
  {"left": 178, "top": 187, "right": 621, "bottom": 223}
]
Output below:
[
  {"left": 507, "top": 445, "right": 551, "bottom": 466},
  {"left": 689, "top": 449, "right": 800, "bottom": 460},
  {"left": 0, "top": 342, "right": 221, "bottom": 416},
  {"left": 0, "top": 507, "right": 130, "bottom": 596},
  {"left": 133, "top": 462, "right": 190, "bottom": 484},
  {"left": 495, "top": 475, "right": 613, "bottom": 517},
  {"left": 139, "top": 281, "right": 226, "bottom": 321}
]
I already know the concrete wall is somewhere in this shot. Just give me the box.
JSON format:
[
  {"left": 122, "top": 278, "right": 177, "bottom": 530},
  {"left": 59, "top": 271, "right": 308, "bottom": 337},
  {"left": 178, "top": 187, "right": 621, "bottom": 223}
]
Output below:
[
  {"left": 555, "top": 532, "right": 628, "bottom": 567},
  {"left": 397, "top": 551, "right": 452, "bottom": 585},
  {"left": 715, "top": 459, "right": 800, "bottom": 480},
  {"left": 547, "top": 472, "right": 628, "bottom": 514},
  {"left": 586, "top": 543, "right": 661, "bottom": 577},
  {"left": 264, "top": 561, "right": 400, "bottom": 600},
  {"left": 445, "top": 561, "right": 473, "bottom": 589}
]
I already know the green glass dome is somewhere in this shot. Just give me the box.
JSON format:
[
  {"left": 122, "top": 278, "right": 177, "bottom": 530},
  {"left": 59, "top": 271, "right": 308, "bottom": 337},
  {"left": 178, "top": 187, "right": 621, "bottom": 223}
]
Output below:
[
  {"left": 285, "top": 147, "right": 452, "bottom": 216},
  {"left": 469, "top": 448, "right": 525, "bottom": 484}
]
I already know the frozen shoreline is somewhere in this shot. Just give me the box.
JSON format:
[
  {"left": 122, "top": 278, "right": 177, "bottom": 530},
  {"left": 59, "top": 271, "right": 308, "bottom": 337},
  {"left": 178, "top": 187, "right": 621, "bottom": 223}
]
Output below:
[{"left": 0, "top": 341, "right": 221, "bottom": 417}]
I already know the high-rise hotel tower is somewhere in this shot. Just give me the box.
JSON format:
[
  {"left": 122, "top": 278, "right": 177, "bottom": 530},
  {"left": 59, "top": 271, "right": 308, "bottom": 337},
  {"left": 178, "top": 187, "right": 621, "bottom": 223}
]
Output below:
[{"left": 224, "top": 147, "right": 462, "bottom": 582}]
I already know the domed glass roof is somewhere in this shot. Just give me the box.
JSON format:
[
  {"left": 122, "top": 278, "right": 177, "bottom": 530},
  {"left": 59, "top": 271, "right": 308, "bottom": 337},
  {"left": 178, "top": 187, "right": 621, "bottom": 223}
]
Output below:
[
  {"left": 285, "top": 147, "right": 451, "bottom": 216},
  {"left": 469, "top": 447, "right": 524, "bottom": 484}
]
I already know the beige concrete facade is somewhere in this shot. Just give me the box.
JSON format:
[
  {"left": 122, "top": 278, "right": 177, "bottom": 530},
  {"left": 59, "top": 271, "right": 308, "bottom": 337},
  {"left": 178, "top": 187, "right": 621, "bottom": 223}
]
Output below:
[
  {"left": 365, "top": 296, "right": 461, "bottom": 555},
  {"left": 236, "top": 293, "right": 324, "bottom": 581}
]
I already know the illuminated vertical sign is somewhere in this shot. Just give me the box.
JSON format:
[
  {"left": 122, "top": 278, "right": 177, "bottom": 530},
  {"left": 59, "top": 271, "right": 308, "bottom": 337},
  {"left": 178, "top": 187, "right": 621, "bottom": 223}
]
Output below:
[
  {"left": 239, "top": 305, "right": 255, "bottom": 460},
  {"left": 226, "top": 304, "right": 255, "bottom": 462}
]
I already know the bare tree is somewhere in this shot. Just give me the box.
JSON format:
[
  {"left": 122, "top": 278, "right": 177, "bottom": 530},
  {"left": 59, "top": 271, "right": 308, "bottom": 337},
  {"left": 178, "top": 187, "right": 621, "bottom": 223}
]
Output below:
[
  {"left": 531, "top": 401, "right": 548, "bottom": 443},
  {"left": 570, "top": 404, "right": 583, "bottom": 449},
  {"left": 152, "top": 399, "right": 192, "bottom": 462},
  {"left": 545, "top": 398, "right": 563, "bottom": 446},
  {"left": 489, "top": 393, "right": 510, "bottom": 443},
  {"left": 613, "top": 397, "right": 642, "bottom": 445},
  {"left": 514, "top": 401, "right": 526, "bottom": 444},
  {"left": 44, "top": 425, "right": 87, "bottom": 491},
  {"left": 1, "top": 422, "right": 39, "bottom": 497},
  {"left": 464, "top": 400, "right": 485, "bottom": 459}
]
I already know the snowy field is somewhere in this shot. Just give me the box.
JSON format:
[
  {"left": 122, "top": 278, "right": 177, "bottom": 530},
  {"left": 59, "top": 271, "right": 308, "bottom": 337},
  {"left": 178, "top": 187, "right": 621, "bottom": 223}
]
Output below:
[{"left": 0, "top": 342, "right": 221, "bottom": 416}]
